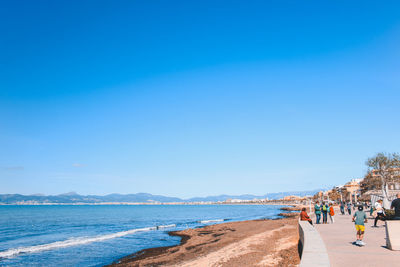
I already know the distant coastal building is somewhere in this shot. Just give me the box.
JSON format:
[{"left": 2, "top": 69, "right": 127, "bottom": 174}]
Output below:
[
  {"left": 343, "top": 179, "right": 362, "bottom": 202},
  {"left": 319, "top": 179, "right": 363, "bottom": 203},
  {"left": 223, "top": 197, "right": 269, "bottom": 204},
  {"left": 326, "top": 169, "right": 400, "bottom": 204},
  {"left": 360, "top": 168, "right": 400, "bottom": 203},
  {"left": 282, "top": 195, "right": 306, "bottom": 201}
]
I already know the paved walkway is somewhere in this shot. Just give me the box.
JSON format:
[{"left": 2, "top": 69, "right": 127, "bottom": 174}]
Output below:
[{"left": 314, "top": 211, "right": 399, "bottom": 267}]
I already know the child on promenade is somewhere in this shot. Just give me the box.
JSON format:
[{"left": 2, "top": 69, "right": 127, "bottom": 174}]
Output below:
[
  {"left": 314, "top": 201, "right": 321, "bottom": 224},
  {"left": 322, "top": 202, "right": 329, "bottom": 224},
  {"left": 300, "top": 207, "right": 313, "bottom": 225},
  {"left": 329, "top": 205, "right": 335, "bottom": 223},
  {"left": 352, "top": 205, "right": 367, "bottom": 246}
]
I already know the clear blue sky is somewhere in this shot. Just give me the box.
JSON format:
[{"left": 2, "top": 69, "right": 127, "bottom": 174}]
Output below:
[{"left": 1, "top": 1, "right": 400, "bottom": 198}]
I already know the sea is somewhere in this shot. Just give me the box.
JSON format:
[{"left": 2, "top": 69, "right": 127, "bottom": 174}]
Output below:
[{"left": 0, "top": 204, "right": 286, "bottom": 266}]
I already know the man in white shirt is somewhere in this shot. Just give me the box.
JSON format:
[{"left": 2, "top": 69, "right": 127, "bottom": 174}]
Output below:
[{"left": 373, "top": 199, "right": 385, "bottom": 227}]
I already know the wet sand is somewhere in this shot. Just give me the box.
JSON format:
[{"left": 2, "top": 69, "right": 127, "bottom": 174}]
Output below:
[{"left": 108, "top": 211, "right": 300, "bottom": 267}]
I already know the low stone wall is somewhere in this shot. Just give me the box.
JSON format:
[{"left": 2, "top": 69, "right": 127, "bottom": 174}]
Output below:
[
  {"left": 298, "top": 221, "right": 330, "bottom": 267},
  {"left": 385, "top": 220, "right": 400, "bottom": 250}
]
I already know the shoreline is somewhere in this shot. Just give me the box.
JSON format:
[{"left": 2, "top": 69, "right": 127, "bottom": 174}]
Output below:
[
  {"left": 0, "top": 202, "right": 302, "bottom": 206},
  {"left": 107, "top": 207, "right": 301, "bottom": 267}
]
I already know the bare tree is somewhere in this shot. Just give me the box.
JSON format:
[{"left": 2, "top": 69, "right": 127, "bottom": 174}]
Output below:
[
  {"left": 328, "top": 189, "right": 341, "bottom": 202},
  {"left": 366, "top": 152, "right": 400, "bottom": 208}
]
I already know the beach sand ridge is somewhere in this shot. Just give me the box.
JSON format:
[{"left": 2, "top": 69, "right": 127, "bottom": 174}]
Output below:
[{"left": 110, "top": 215, "right": 300, "bottom": 267}]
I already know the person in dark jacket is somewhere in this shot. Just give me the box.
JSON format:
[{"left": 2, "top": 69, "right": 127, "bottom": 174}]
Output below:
[
  {"left": 391, "top": 193, "right": 400, "bottom": 220},
  {"left": 314, "top": 201, "right": 321, "bottom": 224},
  {"left": 347, "top": 202, "right": 352, "bottom": 215},
  {"left": 340, "top": 202, "right": 345, "bottom": 215}
]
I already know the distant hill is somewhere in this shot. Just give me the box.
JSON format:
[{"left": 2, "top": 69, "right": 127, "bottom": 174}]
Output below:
[
  {"left": 0, "top": 189, "right": 322, "bottom": 204},
  {"left": 0, "top": 192, "right": 183, "bottom": 204}
]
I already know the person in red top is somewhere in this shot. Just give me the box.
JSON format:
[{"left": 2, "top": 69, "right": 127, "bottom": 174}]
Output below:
[
  {"left": 300, "top": 207, "right": 313, "bottom": 225},
  {"left": 329, "top": 205, "right": 335, "bottom": 223}
]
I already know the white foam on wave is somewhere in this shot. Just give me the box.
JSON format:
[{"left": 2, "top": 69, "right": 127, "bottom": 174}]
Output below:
[
  {"left": 156, "top": 224, "right": 176, "bottom": 229},
  {"left": 0, "top": 224, "right": 175, "bottom": 259},
  {"left": 199, "top": 219, "right": 224, "bottom": 224}
]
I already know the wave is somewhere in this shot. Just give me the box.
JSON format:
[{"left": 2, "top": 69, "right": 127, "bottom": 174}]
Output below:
[
  {"left": 0, "top": 219, "right": 227, "bottom": 259},
  {"left": 199, "top": 219, "right": 224, "bottom": 224},
  {"left": 0, "top": 224, "right": 174, "bottom": 259},
  {"left": 156, "top": 224, "right": 176, "bottom": 229}
]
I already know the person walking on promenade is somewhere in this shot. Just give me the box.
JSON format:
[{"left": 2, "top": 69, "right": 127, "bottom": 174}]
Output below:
[
  {"left": 322, "top": 202, "right": 329, "bottom": 224},
  {"left": 329, "top": 205, "right": 335, "bottom": 223},
  {"left": 347, "top": 202, "right": 352, "bottom": 215},
  {"left": 390, "top": 193, "right": 400, "bottom": 220},
  {"left": 353, "top": 205, "right": 368, "bottom": 246},
  {"left": 373, "top": 199, "right": 385, "bottom": 227},
  {"left": 300, "top": 207, "right": 313, "bottom": 225},
  {"left": 314, "top": 201, "right": 321, "bottom": 224},
  {"left": 340, "top": 202, "right": 345, "bottom": 215},
  {"left": 369, "top": 204, "right": 374, "bottom": 217}
]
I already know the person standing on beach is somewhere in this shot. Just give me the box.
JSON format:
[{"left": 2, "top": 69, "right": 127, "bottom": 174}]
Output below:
[
  {"left": 329, "top": 205, "right": 335, "bottom": 223},
  {"left": 300, "top": 207, "right": 313, "bottom": 225},
  {"left": 353, "top": 205, "right": 368, "bottom": 246},
  {"left": 340, "top": 202, "right": 345, "bottom": 215},
  {"left": 373, "top": 199, "right": 385, "bottom": 227},
  {"left": 347, "top": 202, "right": 352, "bottom": 215},
  {"left": 322, "top": 202, "right": 329, "bottom": 224},
  {"left": 390, "top": 193, "right": 400, "bottom": 220},
  {"left": 314, "top": 201, "right": 321, "bottom": 224}
]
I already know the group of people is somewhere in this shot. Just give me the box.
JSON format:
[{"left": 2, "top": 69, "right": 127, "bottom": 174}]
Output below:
[
  {"left": 299, "top": 193, "right": 400, "bottom": 247},
  {"left": 339, "top": 201, "right": 353, "bottom": 215},
  {"left": 299, "top": 201, "right": 335, "bottom": 226},
  {"left": 314, "top": 201, "right": 335, "bottom": 224}
]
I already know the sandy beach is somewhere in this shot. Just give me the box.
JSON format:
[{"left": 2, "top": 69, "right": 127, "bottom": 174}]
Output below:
[{"left": 108, "top": 211, "right": 300, "bottom": 267}]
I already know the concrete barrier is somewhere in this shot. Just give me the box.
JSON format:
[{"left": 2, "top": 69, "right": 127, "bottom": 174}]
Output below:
[
  {"left": 298, "top": 221, "right": 330, "bottom": 267},
  {"left": 385, "top": 220, "right": 400, "bottom": 250}
]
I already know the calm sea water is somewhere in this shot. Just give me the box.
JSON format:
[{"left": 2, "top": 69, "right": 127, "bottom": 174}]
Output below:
[{"left": 0, "top": 204, "right": 285, "bottom": 266}]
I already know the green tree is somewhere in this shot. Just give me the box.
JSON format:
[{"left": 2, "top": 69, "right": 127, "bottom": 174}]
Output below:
[{"left": 366, "top": 152, "right": 400, "bottom": 208}]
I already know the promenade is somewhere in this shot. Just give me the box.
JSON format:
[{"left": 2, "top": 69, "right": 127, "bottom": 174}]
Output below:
[{"left": 314, "top": 211, "right": 398, "bottom": 267}]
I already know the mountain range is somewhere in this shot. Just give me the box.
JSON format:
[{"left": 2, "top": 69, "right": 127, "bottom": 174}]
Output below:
[{"left": 0, "top": 189, "right": 322, "bottom": 204}]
